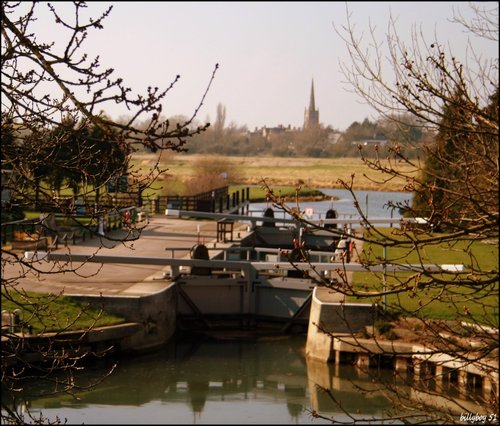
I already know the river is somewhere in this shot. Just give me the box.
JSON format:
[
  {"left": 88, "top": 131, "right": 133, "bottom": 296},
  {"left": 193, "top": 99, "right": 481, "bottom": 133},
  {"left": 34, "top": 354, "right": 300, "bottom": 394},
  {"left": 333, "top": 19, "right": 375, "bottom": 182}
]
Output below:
[{"left": 249, "top": 189, "right": 412, "bottom": 224}]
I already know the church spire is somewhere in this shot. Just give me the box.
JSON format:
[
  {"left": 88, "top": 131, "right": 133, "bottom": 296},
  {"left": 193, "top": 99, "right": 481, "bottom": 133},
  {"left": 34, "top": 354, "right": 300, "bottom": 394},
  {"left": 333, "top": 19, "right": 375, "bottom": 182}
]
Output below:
[
  {"left": 309, "top": 79, "right": 316, "bottom": 112},
  {"left": 304, "top": 78, "right": 319, "bottom": 129}
]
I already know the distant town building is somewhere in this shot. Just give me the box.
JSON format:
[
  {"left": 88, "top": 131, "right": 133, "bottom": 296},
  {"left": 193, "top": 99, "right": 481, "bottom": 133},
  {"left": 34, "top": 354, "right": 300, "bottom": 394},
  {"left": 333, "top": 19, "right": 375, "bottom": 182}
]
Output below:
[
  {"left": 303, "top": 79, "right": 319, "bottom": 130},
  {"left": 327, "top": 132, "right": 342, "bottom": 144},
  {"left": 261, "top": 124, "right": 291, "bottom": 139},
  {"left": 248, "top": 124, "right": 298, "bottom": 141}
]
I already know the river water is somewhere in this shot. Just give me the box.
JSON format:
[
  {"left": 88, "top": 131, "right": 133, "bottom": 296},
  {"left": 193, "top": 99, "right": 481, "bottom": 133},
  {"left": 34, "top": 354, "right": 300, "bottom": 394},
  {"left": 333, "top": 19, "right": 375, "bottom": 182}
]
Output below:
[
  {"left": 249, "top": 189, "right": 412, "bottom": 224},
  {"left": 10, "top": 190, "right": 413, "bottom": 424},
  {"left": 17, "top": 335, "right": 399, "bottom": 425}
]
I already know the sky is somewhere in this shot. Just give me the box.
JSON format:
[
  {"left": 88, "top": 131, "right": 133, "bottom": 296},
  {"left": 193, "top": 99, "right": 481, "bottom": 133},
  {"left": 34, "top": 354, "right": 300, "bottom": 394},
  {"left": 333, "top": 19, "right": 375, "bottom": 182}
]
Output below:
[{"left": 35, "top": 2, "right": 498, "bottom": 132}]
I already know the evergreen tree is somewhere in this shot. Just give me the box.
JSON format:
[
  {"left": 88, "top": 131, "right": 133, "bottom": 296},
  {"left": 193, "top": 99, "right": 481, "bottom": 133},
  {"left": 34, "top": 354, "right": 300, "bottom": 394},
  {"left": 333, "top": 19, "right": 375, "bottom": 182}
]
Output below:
[{"left": 412, "top": 87, "right": 498, "bottom": 230}]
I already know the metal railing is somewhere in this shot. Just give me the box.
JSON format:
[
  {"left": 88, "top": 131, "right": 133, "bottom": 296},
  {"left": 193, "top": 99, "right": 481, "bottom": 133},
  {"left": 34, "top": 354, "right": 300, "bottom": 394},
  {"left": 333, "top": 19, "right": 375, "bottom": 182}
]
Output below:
[
  {"left": 1, "top": 218, "right": 39, "bottom": 246},
  {"left": 165, "top": 208, "right": 420, "bottom": 230},
  {"left": 24, "top": 252, "right": 465, "bottom": 278}
]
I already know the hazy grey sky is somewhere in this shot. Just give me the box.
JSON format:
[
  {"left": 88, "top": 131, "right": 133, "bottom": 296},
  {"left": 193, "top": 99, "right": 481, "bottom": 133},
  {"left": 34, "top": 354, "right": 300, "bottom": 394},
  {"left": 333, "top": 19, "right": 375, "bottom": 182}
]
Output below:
[{"left": 37, "top": 2, "right": 498, "bottom": 131}]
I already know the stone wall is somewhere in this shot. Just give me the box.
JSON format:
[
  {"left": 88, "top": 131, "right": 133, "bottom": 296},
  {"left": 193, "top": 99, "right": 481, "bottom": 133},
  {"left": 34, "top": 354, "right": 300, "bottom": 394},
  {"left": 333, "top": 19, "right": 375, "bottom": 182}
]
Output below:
[
  {"left": 70, "top": 282, "right": 177, "bottom": 353},
  {"left": 306, "top": 286, "right": 378, "bottom": 362}
]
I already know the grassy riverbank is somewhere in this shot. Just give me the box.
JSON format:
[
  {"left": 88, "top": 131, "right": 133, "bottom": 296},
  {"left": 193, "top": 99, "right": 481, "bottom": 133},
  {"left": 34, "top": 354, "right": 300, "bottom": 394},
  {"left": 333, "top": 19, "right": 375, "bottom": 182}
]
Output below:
[
  {"left": 351, "top": 229, "right": 499, "bottom": 325},
  {"left": 1, "top": 292, "right": 126, "bottom": 333},
  {"left": 36, "top": 154, "right": 411, "bottom": 203}
]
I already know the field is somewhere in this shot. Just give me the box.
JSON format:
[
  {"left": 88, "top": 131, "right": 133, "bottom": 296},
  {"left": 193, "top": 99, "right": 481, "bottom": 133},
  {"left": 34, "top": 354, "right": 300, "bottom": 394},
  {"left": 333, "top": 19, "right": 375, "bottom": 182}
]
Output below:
[{"left": 132, "top": 153, "right": 417, "bottom": 193}]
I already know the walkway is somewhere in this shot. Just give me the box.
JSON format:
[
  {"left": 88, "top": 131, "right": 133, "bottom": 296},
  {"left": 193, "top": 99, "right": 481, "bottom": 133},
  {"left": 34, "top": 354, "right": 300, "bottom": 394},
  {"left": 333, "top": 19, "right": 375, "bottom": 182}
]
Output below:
[{"left": 3, "top": 215, "right": 248, "bottom": 297}]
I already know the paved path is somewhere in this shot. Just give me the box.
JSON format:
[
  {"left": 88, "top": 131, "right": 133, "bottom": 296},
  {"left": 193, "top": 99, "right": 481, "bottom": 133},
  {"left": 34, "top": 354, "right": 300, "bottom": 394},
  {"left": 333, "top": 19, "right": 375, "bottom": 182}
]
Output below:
[
  {"left": 3, "top": 215, "right": 249, "bottom": 297},
  {"left": 4, "top": 216, "right": 359, "bottom": 299}
]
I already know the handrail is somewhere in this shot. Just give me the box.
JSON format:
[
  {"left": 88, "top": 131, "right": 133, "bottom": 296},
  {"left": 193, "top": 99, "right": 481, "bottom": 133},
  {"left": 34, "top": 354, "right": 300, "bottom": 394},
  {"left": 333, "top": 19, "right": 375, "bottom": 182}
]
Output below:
[
  {"left": 1, "top": 218, "right": 39, "bottom": 227},
  {"left": 163, "top": 246, "right": 341, "bottom": 258},
  {"left": 1, "top": 218, "right": 39, "bottom": 246},
  {"left": 165, "top": 208, "right": 419, "bottom": 227},
  {"left": 24, "top": 252, "right": 464, "bottom": 274},
  {"left": 164, "top": 245, "right": 338, "bottom": 255}
]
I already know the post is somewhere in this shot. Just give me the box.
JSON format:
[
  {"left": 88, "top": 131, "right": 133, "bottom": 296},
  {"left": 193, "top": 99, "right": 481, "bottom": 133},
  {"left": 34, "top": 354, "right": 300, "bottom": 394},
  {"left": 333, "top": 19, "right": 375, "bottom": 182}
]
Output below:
[
  {"left": 394, "top": 357, "right": 409, "bottom": 377},
  {"left": 356, "top": 353, "right": 370, "bottom": 369},
  {"left": 434, "top": 364, "right": 444, "bottom": 391},
  {"left": 458, "top": 370, "right": 468, "bottom": 398},
  {"left": 383, "top": 245, "right": 387, "bottom": 312}
]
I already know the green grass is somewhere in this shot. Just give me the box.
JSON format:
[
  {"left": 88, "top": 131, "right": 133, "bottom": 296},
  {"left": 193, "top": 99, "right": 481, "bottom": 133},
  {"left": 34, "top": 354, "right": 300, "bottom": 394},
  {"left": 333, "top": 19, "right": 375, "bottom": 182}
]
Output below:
[
  {"left": 1, "top": 291, "right": 126, "bottom": 334},
  {"left": 350, "top": 229, "right": 499, "bottom": 325}
]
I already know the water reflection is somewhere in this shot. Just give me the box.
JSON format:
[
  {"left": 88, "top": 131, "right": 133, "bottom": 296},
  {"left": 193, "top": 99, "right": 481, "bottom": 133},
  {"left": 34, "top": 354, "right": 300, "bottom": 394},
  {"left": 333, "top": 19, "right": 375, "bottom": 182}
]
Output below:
[
  {"left": 306, "top": 357, "right": 393, "bottom": 416},
  {"left": 12, "top": 335, "right": 396, "bottom": 424}
]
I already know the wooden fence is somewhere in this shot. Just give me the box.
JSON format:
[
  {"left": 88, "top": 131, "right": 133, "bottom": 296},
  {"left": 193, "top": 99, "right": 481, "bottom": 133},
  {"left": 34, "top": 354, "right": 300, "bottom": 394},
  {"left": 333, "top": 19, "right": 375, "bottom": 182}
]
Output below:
[
  {"left": 15, "top": 186, "right": 249, "bottom": 216},
  {"left": 161, "top": 186, "right": 250, "bottom": 213}
]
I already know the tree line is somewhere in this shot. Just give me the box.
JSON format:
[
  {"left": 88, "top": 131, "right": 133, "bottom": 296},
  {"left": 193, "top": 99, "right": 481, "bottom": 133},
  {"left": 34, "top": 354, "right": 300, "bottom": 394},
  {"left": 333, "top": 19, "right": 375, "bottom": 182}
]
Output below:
[{"left": 131, "top": 110, "right": 431, "bottom": 159}]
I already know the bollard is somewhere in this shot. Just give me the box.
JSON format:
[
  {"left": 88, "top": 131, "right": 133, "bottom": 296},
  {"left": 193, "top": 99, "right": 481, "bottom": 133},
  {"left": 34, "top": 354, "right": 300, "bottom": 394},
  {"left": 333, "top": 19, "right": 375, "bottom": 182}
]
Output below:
[
  {"left": 2, "top": 310, "right": 12, "bottom": 331},
  {"left": 13, "top": 309, "right": 22, "bottom": 333},
  {"left": 1, "top": 310, "right": 19, "bottom": 334},
  {"left": 263, "top": 208, "right": 275, "bottom": 228},
  {"left": 190, "top": 244, "right": 212, "bottom": 276},
  {"left": 325, "top": 209, "right": 338, "bottom": 229}
]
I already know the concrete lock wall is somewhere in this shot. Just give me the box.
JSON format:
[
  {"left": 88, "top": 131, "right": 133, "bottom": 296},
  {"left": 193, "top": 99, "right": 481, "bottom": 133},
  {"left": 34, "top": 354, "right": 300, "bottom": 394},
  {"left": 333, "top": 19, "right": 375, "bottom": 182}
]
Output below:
[
  {"left": 69, "top": 282, "right": 177, "bottom": 353},
  {"left": 256, "top": 281, "right": 311, "bottom": 320},
  {"left": 176, "top": 276, "right": 246, "bottom": 315},
  {"left": 306, "top": 286, "right": 378, "bottom": 362}
]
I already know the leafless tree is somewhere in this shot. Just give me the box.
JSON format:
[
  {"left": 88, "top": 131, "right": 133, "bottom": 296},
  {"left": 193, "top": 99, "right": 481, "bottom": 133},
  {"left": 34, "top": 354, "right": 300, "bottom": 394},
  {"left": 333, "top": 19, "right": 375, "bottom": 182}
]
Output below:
[
  {"left": 1, "top": 2, "right": 217, "bottom": 423},
  {"left": 266, "top": 3, "right": 498, "bottom": 423}
]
